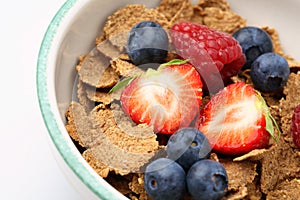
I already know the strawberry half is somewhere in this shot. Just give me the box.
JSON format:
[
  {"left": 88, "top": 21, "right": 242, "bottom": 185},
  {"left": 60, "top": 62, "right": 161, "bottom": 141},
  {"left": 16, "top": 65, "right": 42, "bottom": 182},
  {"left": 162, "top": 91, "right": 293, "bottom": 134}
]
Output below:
[
  {"left": 195, "top": 82, "right": 279, "bottom": 156},
  {"left": 119, "top": 60, "right": 203, "bottom": 134},
  {"left": 170, "top": 22, "right": 246, "bottom": 92}
]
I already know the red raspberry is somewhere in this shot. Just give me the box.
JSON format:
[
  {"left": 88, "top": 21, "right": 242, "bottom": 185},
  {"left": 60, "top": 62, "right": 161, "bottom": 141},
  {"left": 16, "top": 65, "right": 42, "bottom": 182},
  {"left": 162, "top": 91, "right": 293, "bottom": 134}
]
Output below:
[
  {"left": 170, "top": 22, "right": 246, "bottom": 92},
  {"left": 291, "top": 104, "right": 300, "bottom": 149}
]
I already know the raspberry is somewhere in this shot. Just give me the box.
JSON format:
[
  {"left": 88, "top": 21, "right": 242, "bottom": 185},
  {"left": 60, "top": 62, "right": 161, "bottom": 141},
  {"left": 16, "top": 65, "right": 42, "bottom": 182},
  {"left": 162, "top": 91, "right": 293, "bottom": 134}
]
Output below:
[
  {"left": 170, "top": 22, "right": 245, "bottom": 92},
  {"left": 291, "top": 104, "right": 300, "bottom": 149}
]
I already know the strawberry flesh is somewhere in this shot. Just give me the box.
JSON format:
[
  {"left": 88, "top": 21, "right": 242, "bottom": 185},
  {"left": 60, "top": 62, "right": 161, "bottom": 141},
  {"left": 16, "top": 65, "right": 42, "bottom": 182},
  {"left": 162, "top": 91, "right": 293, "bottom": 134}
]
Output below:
[
  {"left": 195, "top": 82, "right": 272, "bottom": 156},
  {"left": 121, "top": 62, "right": 203, "bottom": 134}
]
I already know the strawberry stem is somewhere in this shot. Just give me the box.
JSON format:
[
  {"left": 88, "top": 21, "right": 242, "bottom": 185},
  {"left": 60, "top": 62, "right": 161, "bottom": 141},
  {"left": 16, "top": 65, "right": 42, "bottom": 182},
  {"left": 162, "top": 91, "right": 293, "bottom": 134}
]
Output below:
[
  {"left": 109, "top": 76, "right": 136, "bottom": 93},
  {"left": 255, "top": 91, "right": 281, "bottom": 141},
  {"left": 158, "top": 59, "right": 190, "bottom": 70},
  {"left": 110, "top": 61, "right": 179, "bottom": 93},
  {"left": 268, "top": 113, "right": 281, "bottom": 141},
  {"left": 145, "top": 68, "right": 159, "bottom": 77}
]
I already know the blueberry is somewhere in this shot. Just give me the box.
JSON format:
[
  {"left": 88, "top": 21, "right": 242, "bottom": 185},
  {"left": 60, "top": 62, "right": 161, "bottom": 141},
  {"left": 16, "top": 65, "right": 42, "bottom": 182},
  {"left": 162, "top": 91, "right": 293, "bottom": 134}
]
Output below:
[
  {"left": 233, "top": 26, "right": 273, "bottom": 69},
  {"left": 166, "top": 128, "right": 211, "bottom": 171},
  {"left": 250, "top": 52, "right": 290, "bottom": 92},
  {"left": 126, "top": 21, "right": 169, "bottom": 66},
  {"left": 186, "top": 160, "right": 228, "bottom": 200},
  {"left": 144, "top": 158, "right": 186, "bottom": 200}
]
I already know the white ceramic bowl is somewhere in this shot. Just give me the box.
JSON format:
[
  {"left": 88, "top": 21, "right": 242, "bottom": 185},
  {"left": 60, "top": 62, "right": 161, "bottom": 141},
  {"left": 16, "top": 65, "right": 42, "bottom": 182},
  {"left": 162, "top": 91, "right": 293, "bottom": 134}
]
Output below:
[{"left": 37, "top": 0, "right": 300, "bottom": 199}]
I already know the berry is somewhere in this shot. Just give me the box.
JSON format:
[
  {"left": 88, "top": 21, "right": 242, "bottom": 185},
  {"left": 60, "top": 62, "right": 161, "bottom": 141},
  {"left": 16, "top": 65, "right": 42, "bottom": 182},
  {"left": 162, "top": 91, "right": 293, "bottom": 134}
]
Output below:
[
  {"left": 186, "top": 159, "right": 228, "bottom": 200},
  {"left": 233, "top": 26, "right": 273, "bottom": 69},
  {"left": 195, "top": 82, "right": 279, "bottom": 156},
  {"left": 170, "top": 21, "right": 245, "bottom": 92},
  {"left": 119, "top": 60, "right": 203, "bottom": 134},
  {"left": 250, "top": 52, "right": 290, "bottom": 92},
  {"left": 166, "top": 127, "right": 211, "bottom": 171},
  {"left": 126, "top": 21, "right": 169, "bottom": 66},
  {"left": 291, "top": 104, "right": 300, "bottom": 149},
  {"left": 144, "top": 158, "right": 186, "bottom": 200}
]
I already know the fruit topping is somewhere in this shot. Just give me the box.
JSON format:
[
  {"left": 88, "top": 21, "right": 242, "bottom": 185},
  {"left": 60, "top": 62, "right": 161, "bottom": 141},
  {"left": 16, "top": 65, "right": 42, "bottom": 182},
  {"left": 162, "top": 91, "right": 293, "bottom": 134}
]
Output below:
[
  {"left": 126, "top": 21, "right": 169, "bottom": 66},
  {"left": 166, "top": 127, "right": 211, "bottom": 171},
  {"left": 117, "top": 59, "right": 203, "bottom": 134},
  {"left": 250, "top": 52, "right": 290, "bottom": 92},
  {"left": 232, "top": 26, "right": 273, "bottom": 69},
  {"left": 291, "top": 104, "right": 300, "bottom": 149},
  {"left": 144, "top": 158, "right": 186, "bottom": 200},
  {"left": 170, "top": 21, "right": 245, "bottom": 91},
  {"left": 195, "top": 82, "right": 280, "bottom": 156},
  {"left": 186, "top": 159, "right": 228, "bottom": 200}
]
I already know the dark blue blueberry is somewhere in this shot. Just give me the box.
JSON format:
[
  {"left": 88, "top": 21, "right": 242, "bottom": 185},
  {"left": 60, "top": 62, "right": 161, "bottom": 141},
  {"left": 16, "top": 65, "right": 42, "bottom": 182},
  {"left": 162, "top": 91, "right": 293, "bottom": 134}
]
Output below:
[
  {"left": 126, "top": 21, "right": 169, "bottom": 66},
  {"left": 233, "top": 26, "right": 273, "bottom": 69},
  {"left": 144, "top": 158, "right": 186, "bottom": 200},
  {"left": 250, "top": 52, "right": 290, "bottom": 92},
  {"left": 187, "top": 160, "right": 228, "bottom": 200},
  {"left": 166, "top": 128, "right": 211, "bottom": 171}
]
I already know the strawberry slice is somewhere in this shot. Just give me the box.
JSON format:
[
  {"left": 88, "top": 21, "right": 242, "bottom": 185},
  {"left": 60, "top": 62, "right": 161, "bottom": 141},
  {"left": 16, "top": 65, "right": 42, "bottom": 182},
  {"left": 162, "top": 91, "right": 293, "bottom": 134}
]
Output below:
[
  {"left": 119, "top": 60, "right": 203, "bottom": 134},
  {"left": 195, "top": 82, "right": 279, "bottom": 156}
]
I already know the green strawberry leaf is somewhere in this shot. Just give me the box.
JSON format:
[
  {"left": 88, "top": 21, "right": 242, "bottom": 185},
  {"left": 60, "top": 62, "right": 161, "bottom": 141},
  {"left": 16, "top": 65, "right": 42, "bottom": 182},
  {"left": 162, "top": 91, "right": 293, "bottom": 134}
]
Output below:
[
  {"left": 158, "top": 59, "right": 190, "bottom": 70},
  {"left": 109, "top": 59, "right": 190, "bottom": 93},
  {"left": 255, "top": 91, "right": 281, "bottom": 141},
  {"left": 109, "top": 76, "right": 136, "bottom": 93},
  {"left": 145, "top": 68, "right": 160, "bottom": 77}
]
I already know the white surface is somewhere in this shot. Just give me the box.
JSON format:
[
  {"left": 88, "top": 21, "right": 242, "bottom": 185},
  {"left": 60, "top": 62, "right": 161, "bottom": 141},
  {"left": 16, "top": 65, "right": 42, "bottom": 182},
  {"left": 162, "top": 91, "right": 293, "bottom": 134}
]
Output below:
[{"left": 0, "top": 0, "right": 82, "bottom": 199}]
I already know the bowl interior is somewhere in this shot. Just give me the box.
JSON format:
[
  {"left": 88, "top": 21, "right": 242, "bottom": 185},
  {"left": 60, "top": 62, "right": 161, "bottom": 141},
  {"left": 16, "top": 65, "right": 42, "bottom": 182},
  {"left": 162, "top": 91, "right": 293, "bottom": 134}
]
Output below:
[
  {"left": 55, "top": 0, "right": 165, "bottom": 120},
  {"left": 56, "top": 0, "right": 300, "bottom": 119},
  {"left": 39, "top": 0, "right": 300, "bottom": 199}
]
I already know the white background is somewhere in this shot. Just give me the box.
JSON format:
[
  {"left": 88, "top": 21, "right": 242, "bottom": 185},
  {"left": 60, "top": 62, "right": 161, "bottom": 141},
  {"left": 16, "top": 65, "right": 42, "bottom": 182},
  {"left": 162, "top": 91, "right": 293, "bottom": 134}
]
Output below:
[
  {"left": 1, "top": 1, "right": 300, "bottom": 200},
  {"left": 0, "top": 0, "right": 82, "bottom": 199}
]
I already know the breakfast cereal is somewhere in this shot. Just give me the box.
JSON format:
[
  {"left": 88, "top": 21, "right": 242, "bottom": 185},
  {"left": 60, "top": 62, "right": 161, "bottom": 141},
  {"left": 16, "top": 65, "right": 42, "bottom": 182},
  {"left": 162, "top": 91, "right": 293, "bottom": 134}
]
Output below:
[
  {"left": 192, "top": 0, "right": 245, "bottom": 34},
  {"left": 65, "top": 0, "right": 300, "bottom": 199},
  {"left": 157, "top": 0, "right": 194, "bottom": 24}
]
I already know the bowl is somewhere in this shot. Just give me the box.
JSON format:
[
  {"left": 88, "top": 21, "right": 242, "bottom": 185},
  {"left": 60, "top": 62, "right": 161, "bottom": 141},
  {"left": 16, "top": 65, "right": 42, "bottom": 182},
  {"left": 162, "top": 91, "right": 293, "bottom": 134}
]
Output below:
[{"left": 37, "top": 0, "right": 300, "bottom": 199}]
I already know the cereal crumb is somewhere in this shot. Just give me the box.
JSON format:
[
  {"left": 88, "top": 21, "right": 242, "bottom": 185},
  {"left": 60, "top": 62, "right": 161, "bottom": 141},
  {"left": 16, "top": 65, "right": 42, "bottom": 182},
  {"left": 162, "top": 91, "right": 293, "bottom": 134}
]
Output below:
[
  {"left": 197, "top": 0, "right": 231, "bottom": 11},
  {"left": 78, "top": 48, "right": 119, "bottom": 88},
  {"left": 262, "top": 27, "right": 284, "bottom": 56},
  {"left": 97, "top": 39, "right": 125, "bottom": 59},
  {"left": 259, "top": 139, "right": 300, "bottom": 193},
  {"left": 85, "top": 86, "right": 113, "bottom": 105},
  {"left": 89, "top": 103, "right": 158, "bottom": 152},
  {"left": 65, "top": 101, "right": 85, "bottom": 147},
  {"left": 77, "top": 80, "right": 95, "bottom": 112},
  {"left": 68, "top": 101, "right": 160, "bottom": 175},
  {"left": 105, "top": 173, "right": 133, "bottom": 195},
  {"left": 103, "top": 5, "right": 169, "bottom": 39},
  {"left": 110, "top": 58, "right": 144, "bottom": 77},
  {"left": 82, "top": 149, "right": 111, "bottom": 178},
  {"left": 128, "top": 174, "right": 150, "bottom": 200},
  {"left": 266, "top": 179, "right": 300, "bottom": 200},
  {"left": 233, "top": 148, "right": 270, "bottom": 161},
  {"left": 279, "top": 72, "right": 300, "bottom": 137},
  {"left": 157, "top": 0, "right": 194, "bottom": 24},
  {"left": 192, "top": 0, "right": 246, "bottom": 33},
  {"left": 221, "top": 159, "right": 258, "bottom": 199}
]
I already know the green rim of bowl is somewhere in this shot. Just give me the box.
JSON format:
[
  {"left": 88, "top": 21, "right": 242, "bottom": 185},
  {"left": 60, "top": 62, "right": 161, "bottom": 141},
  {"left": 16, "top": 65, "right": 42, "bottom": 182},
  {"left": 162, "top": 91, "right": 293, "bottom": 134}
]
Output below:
[{"left": 36, "top": 1, "right": 120, "bottom": 199}]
